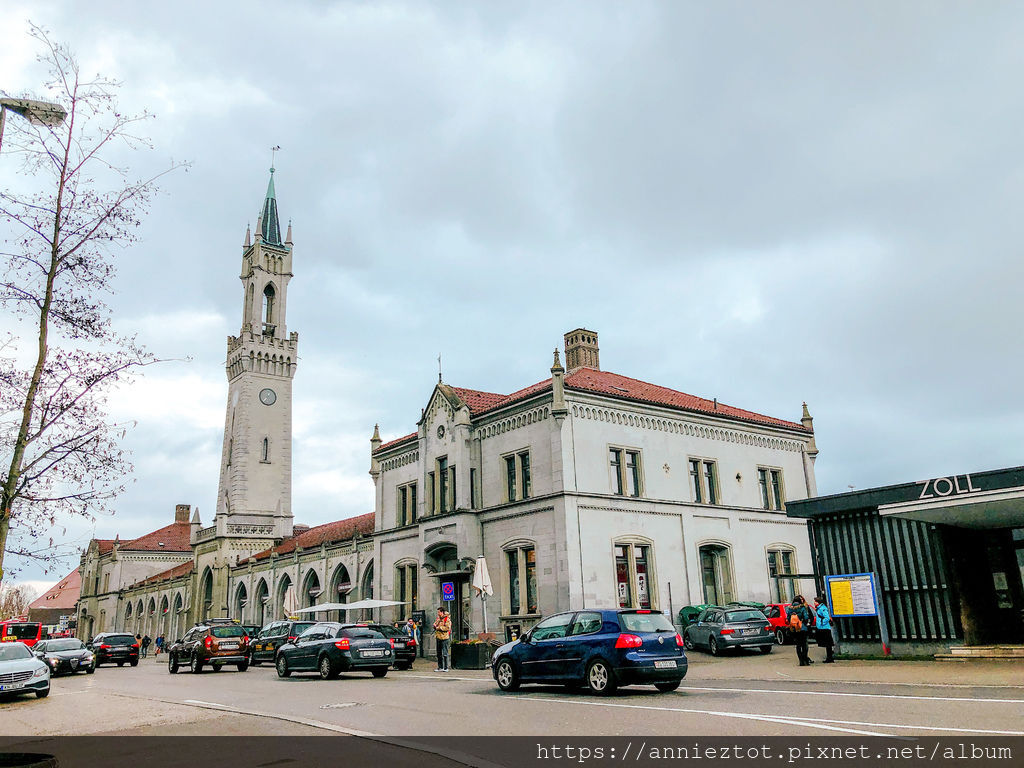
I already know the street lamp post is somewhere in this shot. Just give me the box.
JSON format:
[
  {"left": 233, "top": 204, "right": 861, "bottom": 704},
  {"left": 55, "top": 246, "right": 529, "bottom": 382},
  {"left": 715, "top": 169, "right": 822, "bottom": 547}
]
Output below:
[{"left": 0, "top": 97, "right": 68, "bottom": 153}]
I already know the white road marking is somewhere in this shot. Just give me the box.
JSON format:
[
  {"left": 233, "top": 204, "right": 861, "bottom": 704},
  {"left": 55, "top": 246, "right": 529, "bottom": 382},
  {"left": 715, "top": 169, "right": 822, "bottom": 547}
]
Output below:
[
  {"left": 183, "top": 699, "right": 232, "bottom": 709},
  {"left": 677, "top": 685, "right": 1024, "bottom": 704},
  {"left": 405, "top": 673, "right": 484, "bottom": 682},
  {"left": 525, "top": 697, "right": 890, "bottom": 736},
  {"left": 778, "top": 715, "right": 1024, "bottom": 736}
]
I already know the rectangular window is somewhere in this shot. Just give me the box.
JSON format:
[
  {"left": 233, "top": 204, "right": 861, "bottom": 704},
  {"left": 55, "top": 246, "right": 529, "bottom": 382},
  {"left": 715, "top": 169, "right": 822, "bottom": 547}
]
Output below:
[
  {"left": 438, "top": 457, "right": 449, "bottom": 514},
  {"left": 396, "top": 564, "right": 418, "bottom": 611},
  {"left": 610, "top": 448, "right": 642, "bottom": 497},
  {"left": 505, "top": 455, "right": 517, "bottom": 502},
  {"left": 758, "top": 467, "right": 785, "bottom": 510},
  {"left": 449, "top": 464, "right": 456, "bottom": 512},
  {"left": 396, "top": 482, "right": 417, "bottom": 526},
  {"left": 103, "top": 573, "right": 110, "bottom": 593},
  {"left": 614, "top": 543, "right": 654, "bottom": 609},
  {"left": 506, "top": 545, "right": 538, "bottom": 616},
  {"left": 768, "top": 549, "right": 796, "bottom": 603},
  {"left": 470, "top": 468, "right": 478, "bottom": 509},
  {"left": 426, "top": 472, "right": 435, "bottom": 515},
  {"left": 690, "top": 458, "right": 719, "bottom": 505},
  {"left": 519, "top": 452, "right": 531, "bottom": 499}
]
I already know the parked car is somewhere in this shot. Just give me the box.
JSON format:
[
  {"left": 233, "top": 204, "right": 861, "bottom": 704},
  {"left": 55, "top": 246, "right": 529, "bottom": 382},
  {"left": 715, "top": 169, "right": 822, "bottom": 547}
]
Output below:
[
  {"left": 762, "top": 603, "right": 792, "bottom": 645},
  {"left": 682, "top": 606, "right": 774, "bottom": 655},
  {"left": 275, "top": 623, "right": 393, "bottom": 680},
  {"left": 89, "top": 632, "right": 139, "bottom": 667},
  {"left": 167, "top": 621, "right": 249, "bottom": 674},
  {"left": 240, "top": 625, "right": 262, "bottom": 641},
  {"left": 0, "top": 641, "right": 50, "bottom": 698},
  {"left": 33, "top": 638, "right": 95, "bottom": 675},
  {"left": 491, "top": 608, "right": 687, "bottom": 696},
  {"left": 248, "top": 620, "right": 316, "bottom": 666},
  {"left": 362, "top": 623, "right": 416, "bottom": 669}
]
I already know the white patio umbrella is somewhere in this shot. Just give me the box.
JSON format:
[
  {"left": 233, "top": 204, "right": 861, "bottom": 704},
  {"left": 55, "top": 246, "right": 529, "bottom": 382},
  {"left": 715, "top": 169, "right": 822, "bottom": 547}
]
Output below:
[
  {"left": 471, "top": 555, "right": 493, "bottom": 633},
  {"left": 282, "top": 585, "right": 298, "bottom": 618}
]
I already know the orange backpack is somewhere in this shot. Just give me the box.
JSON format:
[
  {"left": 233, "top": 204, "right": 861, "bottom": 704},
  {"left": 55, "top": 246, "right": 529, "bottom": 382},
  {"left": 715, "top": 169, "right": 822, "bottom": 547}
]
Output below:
[{"left": 789, "top": 611, "right": 803, "bottom": 631}]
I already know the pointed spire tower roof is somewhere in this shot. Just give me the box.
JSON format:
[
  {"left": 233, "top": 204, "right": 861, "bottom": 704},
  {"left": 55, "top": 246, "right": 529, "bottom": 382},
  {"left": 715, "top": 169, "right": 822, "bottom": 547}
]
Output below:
[{"left": 260, "top": 168, "right": 282, "bottom": 245}]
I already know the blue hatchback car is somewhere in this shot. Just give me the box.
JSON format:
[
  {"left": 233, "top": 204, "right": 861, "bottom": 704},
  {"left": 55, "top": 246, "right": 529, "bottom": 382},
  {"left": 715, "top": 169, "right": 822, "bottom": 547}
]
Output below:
[{"left": 490, "top": 608, "right": 687, "bottom": 695}]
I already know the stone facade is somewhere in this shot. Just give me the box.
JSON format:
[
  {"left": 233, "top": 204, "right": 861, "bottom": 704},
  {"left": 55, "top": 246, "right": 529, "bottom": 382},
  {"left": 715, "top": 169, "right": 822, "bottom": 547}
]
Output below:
[{"left": 371, "top": 333, "right": 819, "bottom": 653}]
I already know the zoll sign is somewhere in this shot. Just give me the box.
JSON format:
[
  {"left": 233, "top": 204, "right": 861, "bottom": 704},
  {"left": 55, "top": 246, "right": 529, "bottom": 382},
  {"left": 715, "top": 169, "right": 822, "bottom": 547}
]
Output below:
[{"left": 918, "top": 474, "right": 982, "bottom": 500}]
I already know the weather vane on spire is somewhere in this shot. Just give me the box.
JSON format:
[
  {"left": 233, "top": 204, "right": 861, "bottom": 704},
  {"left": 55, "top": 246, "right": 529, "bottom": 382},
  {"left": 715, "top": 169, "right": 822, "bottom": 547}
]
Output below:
[
  {"left": 438, "top": 353, "right": 443, "bottom": 383},
  {"left": 270, "top": 145, "right": 281, "bottom": 172}
]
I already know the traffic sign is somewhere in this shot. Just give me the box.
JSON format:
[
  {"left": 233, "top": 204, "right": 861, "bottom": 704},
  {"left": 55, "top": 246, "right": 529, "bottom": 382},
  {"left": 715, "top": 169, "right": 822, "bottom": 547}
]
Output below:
[{"left": 441, "top": 581, "right": 455, "bottom": 602}]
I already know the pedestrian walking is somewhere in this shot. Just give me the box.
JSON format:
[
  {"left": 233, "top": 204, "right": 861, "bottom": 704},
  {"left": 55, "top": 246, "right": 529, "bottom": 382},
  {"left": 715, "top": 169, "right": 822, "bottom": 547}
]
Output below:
[
  {"left": 813, "top": 595, "right": 835, "bottom": 663},
  {"left": 787, "top": 596, "right": 815, "bottom": 666},
  {"left": 433, "top": 607, "right": 452, "bottom": 672},
  {"left": 141, "top": 634, "right": 152, "bottom": 659},
  {"left": 154, "top": 634, "right": 164, "bottom": 657}
]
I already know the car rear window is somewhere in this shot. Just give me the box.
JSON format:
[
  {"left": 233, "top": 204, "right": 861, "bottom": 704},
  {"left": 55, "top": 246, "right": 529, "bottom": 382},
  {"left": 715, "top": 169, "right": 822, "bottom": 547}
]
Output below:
[
  {"left": 725, "top": 610, "right": 767, "bottom": 622},
  {"left": 0, "top": 644, "right": 31, "bottom": 661},
  {"left": 618, "top": 612, "right": 675, "bottom": 633},
  {"left": 290, "top": 622, "right": 315, "bottom": 635},
  {"left": 339, "top": 628, "right": 384, "bottom": 640},
  {"left": 368, "top": 625, "right": 403, "bottom": 638},
  {"left": 211, "top": 626, "right": 246, "bottom": 638},
  {"left": 104, "top": 634, "right": 136, "bottom": 645}
]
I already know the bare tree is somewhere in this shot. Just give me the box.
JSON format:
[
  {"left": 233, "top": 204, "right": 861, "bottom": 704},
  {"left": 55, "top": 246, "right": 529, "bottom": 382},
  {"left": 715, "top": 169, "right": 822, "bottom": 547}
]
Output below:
[
  {"left": 0, "top": 25, "right": 185, "bottom": 581},
  {"left": 0, "top": 582, "right": 38, "bottom": 620}
]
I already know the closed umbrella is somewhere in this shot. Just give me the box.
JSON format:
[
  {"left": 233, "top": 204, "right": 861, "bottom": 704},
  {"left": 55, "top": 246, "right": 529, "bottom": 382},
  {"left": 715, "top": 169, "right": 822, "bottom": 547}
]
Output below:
[{"left": 471, "top": 555, "right": 493, "bottom": 633}]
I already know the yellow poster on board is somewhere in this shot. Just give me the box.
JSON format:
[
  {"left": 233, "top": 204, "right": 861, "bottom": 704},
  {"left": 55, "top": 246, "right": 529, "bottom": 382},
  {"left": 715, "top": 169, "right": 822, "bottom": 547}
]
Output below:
[{"left": 829, "top": 580, "right": 855, "bottom": 616}]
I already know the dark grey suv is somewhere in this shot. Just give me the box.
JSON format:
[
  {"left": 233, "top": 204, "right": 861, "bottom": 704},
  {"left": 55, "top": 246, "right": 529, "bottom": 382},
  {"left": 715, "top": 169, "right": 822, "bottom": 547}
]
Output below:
[{"left": 682, "top": 607, "right": 774, "bottom": 655}]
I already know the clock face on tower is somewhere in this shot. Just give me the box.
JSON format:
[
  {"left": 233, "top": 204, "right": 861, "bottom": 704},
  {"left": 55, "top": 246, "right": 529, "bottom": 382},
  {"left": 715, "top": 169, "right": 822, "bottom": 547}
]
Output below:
[
  {"left": 259, "top": 388, "right": 277, "bottom": 406},
  {"left": 436, "top": 425, "right": 446, "bottom": 439}
]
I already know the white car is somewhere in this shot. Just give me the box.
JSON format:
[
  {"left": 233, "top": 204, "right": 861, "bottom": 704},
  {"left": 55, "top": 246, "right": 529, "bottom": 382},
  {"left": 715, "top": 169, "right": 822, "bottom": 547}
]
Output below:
[{"left": 0, "top": 641, "right": 51, "bottom": 698}]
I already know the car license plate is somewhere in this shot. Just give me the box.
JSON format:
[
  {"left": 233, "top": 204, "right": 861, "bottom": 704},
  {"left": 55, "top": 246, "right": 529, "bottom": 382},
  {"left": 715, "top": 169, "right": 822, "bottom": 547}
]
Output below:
[
  {"left": 361, "top": 650, "right": 384, "bottom": 657},
  {"left": 220, "top": 643, "right": 238, "bottom": 650},
  {"left": 742, "top": 629, "right": 759, "bottom": 635},
  {"left": 394, "top": 641, "right": 406, "bottom": 648},
  {"left": 0, "top": 681, "right": 25, "bottom": 690},
  {"left": 70, "top": 659, "right": 79, "bottom": 668},
  {"left": 654, "top": 660, "right": 676, "bottom": 669}
]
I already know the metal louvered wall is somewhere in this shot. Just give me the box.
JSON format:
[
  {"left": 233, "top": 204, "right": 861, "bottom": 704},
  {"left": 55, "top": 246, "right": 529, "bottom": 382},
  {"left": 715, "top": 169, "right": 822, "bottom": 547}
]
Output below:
[{"left": 810, "top": 511, "right": 962, "bottom": 642}]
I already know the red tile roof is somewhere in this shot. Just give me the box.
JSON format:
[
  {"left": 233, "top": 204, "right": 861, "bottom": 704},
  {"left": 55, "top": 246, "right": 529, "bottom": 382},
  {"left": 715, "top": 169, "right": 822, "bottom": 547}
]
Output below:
[
  {"left": 120, "top": 521, "right": 192, "bottom": 553},
  {"left": 95, "top": 539, "right": 116, "bottom": 555},
  {"left": 374, "top": 368, "right": 806, "bottom": 452},
  {"left": 242, "top": 513, "right": 375, "bottom": 564},
  {"left": 133, "top": 560, "right": 194, "bottom": 589},
  {"left": 28, "top": 569, "right": 81, "bottom": 611}
]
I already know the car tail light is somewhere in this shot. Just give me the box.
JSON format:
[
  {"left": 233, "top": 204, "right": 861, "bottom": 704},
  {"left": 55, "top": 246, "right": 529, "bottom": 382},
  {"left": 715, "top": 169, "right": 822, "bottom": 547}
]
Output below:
[
  {"left": 98, "top": 644, "right": 111, "bottom": 650},
  {"left": 675, "top": 633, "right": 684, "bottom": 647},
  {"left": 764, "top": 625, "right": 772, "bottom": 632},
  {"left": 204, "top": 636, "right": 213, "bottom": 650},
  {"left": 635, "top": 610, "right": 651, "bottom": 614},
  {"left": 408, "top": 638, "right": 416, "bottom": 647},
  {"left": 615, "top": 633, "right": 643, "bottom": 649},
  {"left": 334, "top": 638, "right": 350, "bottom": 650},
  {"left": 287, "top": 636, "right": 297, "bottom": 643},
  {"left": 389, "top": 638, "right": 395, "bottom": 648},
  {"left": 131, "top": 643, "right": 139, "bottom": 649},
  {"left": 720, "top": 629, "right": 735, "bottom": 635}
]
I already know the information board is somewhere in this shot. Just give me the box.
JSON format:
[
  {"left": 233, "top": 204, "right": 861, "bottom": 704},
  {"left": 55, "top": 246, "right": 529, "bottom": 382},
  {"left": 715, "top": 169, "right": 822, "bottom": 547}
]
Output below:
[
  {"left": 441, "top": 581, "right": 456, "bottom": 602},
  {"left": 826, "top": 573, "right": 878, "bottom": 617}
]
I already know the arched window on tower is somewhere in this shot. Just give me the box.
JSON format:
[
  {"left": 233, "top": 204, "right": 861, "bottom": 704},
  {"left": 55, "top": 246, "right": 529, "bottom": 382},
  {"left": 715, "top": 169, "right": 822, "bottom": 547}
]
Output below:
[
  {"left": 261, "top": 437, "right": 270, "bottom": 463},
  {"left": 262, "top": 284, "right": 276, "bottom": 334}
]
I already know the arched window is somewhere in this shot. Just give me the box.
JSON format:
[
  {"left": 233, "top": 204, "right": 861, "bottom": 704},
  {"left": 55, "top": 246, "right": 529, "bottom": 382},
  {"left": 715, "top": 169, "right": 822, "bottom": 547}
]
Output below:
[
  {"left": 766, "top": 546, "right": 798, "bottom": 603},
  {"left": 698, "top": 543, "right": 734, "bottom": 606},
  {"left": 262, "top": 284, "right": 276, "bottom": 325},
  {"left": 261, "top": 437, "right": 270, "bottom": 462},
  {"left": 503, "top": 542, "right": 538, "bottom": 616}
]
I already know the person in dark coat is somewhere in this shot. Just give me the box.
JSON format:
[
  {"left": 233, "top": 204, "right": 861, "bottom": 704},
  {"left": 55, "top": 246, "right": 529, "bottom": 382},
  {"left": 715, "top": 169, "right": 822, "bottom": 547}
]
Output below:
[{"left": 787, "top": 595, "right": 815, "bottom": 666}]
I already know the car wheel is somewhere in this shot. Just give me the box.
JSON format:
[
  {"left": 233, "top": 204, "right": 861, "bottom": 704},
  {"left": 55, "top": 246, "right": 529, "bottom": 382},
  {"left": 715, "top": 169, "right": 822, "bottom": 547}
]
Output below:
[
  {"left": 86, "top": 663, "right": 95, "bottom": 674},
  {"left": 318, "top": 655, "right": 337, "bottom": 680},
  {"left": 168, "top": 654, "right": 179, "bottom": 674},
  {"left": 212, "top": 663, "right": 222, "bottom": 672},
  {"left": 117, "top": 662, "right": 125, "bottom": 667},
  {"left": 760, "top": 645, "right": 773, "bottom": 654},
  {"left": 494, "top": 658, "right": 520, "bottom": 692},
  {"left": 130, "top": 660, "right": 138, "bottom": 667},
  {"left": 775, "top": 629, "right": 786, "bottom": 645},
  {"left": 394, "top": 661, "right": 410, "bottom": 671},
  {"left": 655, "top": 681, "right": 681, "bottom": 693},
  {"left": 276, "top": 654, "right": 291, "bottom": 678},
  {"left": 586, "top": 659, "right": 617, "bottom": 696},
  {"left": 190, "top": 655, "right": 203, "bottom": 674},
  {"left": 371, "top": 667, "right": 388, "bottom": 678},
  {"left": 237, "top": 660, "right": 249, "bottom": 672},
  {"left": 36, "top": 688, "right": 50, "bottom": 699},
  {"left": 708, "top": 637, "right": 720, "bottom": 657},
  {"left": 683, "top": 631, "right": 696, "bottom": 651}
]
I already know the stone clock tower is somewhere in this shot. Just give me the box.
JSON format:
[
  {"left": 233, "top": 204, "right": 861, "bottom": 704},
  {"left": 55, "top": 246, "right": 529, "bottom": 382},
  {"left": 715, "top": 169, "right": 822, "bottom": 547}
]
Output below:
[{"left": 211, "top": 168, "right": 296, "bottom": 543}]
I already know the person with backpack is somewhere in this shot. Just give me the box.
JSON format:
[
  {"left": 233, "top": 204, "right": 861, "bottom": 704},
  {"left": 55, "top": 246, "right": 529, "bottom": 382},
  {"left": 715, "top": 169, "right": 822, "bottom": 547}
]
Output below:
[{"left": 787, "top": 595, "right": 815, "bottom": 666}]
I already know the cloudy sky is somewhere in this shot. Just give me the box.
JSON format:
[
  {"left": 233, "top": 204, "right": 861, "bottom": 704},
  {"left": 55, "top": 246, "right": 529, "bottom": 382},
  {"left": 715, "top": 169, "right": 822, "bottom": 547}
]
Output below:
[{"left": 3, "top": 1, "right": 1022, "bottom": 589}]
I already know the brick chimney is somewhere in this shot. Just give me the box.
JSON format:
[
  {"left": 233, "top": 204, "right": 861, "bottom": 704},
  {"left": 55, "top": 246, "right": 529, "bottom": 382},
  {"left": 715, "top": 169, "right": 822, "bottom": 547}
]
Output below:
[
  {"left": 564, "top": 328, "right": 600, "bottom": 371},
  {"left": 175, "top": 504, "right": 191, "bottom": 523}
]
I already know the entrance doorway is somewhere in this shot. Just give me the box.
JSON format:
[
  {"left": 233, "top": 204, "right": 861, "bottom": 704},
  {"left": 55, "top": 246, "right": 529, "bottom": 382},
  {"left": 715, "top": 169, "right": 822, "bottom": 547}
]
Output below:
[{"left": 946, "top": 526, "right": 1024, "bottom": 645}]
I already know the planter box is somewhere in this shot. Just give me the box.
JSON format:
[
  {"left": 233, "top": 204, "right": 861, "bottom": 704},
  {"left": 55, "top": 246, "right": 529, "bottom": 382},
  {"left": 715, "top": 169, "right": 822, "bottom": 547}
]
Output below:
[{"left": 451, "top": 643, "right": 492, "bottom": 670}]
